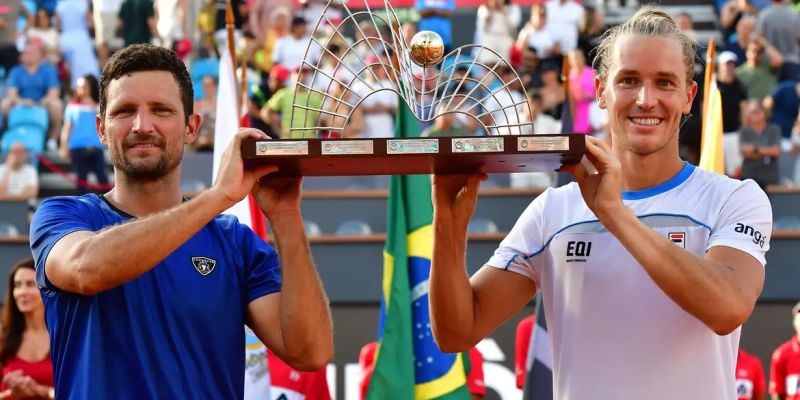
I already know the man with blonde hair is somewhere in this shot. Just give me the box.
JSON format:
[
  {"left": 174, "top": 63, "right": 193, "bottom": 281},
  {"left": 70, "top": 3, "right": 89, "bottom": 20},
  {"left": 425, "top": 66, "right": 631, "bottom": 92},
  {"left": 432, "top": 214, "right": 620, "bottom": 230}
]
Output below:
[{"left": 429, "top": 7, "right": 772, "bottom": 399}]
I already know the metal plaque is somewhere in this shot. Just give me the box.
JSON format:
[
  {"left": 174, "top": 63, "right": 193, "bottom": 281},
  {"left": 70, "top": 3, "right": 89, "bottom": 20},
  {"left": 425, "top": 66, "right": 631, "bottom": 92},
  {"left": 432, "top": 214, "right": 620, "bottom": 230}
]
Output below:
[
  {"left": 452, "top": 137, "right": 504, "bottom": 153},
  {"left": 517, "top": 136, "right": 570, "bottom": 152},
  {"left": 321, "top": 140, "right": 374, "bottom": 155},
  {"left": 386, "top": 139, "right": 439, "bottom": 154},
  {"left": 255, "top": 141, "right": 309, "bottom": 156}
]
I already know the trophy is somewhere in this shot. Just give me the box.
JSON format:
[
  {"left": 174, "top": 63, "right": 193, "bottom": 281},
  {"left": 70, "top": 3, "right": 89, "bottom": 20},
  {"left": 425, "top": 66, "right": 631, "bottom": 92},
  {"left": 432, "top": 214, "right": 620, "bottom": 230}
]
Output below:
[{"left": 241, "top": 0, "right": 585, "bottom": 176}]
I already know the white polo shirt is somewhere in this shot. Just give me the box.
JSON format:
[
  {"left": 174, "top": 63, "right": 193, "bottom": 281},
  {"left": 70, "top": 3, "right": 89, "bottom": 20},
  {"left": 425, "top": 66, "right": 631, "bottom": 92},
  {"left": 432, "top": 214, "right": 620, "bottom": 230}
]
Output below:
[{"left": 487, "top": 163, "right": 772, "bottom": 400}]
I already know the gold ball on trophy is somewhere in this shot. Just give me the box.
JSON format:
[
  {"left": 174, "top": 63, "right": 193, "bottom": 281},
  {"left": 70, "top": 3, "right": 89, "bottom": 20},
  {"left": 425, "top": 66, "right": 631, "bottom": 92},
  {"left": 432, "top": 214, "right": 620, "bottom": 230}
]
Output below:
[{"left": 409, "top": 31, "right": 445, "bottom": 67}]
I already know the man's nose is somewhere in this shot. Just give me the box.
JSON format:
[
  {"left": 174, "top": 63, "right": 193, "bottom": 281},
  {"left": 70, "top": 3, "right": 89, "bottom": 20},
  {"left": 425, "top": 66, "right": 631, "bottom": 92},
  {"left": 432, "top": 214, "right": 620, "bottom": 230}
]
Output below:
[
  {"left": 636, "top": 84, "right": 657, "bottom": 110},
  {"left": 132, "top": 110, "right": 154, "bottom": 133}
]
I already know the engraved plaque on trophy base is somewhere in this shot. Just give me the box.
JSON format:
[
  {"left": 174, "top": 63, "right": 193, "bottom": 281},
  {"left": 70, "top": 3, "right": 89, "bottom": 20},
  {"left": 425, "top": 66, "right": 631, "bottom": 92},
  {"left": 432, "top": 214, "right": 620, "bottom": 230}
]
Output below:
[{"left": 241, "top": 134, "right": 585, "bottom": 177}]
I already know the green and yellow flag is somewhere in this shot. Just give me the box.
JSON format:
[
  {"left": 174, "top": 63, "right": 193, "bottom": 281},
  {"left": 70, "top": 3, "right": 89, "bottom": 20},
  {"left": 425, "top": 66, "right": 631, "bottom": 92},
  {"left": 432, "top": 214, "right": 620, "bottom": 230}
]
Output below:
[{"left": 366, "top": 102, "right": 471, "bottom": 399}]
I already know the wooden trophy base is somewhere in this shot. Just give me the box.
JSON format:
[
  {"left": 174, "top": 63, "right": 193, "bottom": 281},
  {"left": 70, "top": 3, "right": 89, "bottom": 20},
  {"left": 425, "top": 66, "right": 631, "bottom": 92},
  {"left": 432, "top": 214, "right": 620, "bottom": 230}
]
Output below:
[{"left": 241, "top": 134, "right": 585, "bottom": 176}]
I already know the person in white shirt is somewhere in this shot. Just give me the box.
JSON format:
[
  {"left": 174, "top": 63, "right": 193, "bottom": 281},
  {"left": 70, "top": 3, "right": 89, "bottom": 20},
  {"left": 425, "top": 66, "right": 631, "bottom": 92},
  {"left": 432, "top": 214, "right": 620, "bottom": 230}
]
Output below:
[
  {"left": 271, "top": 16, "right": 321, "bottom": 72},
  {"left": 0, "top": 143, "right": 38, "bottom": 201},
  {"left": 429, "top": 7, "right": 772, "bottom": 400},
  {"left": 513, "top": 90, "right": 561, "bottom": 189},
  {"left": 92, "top": 0, "right": 123, "bottom": 66},
  {"left": 545, "top": 0, "right": 584, "bottom": 54}
]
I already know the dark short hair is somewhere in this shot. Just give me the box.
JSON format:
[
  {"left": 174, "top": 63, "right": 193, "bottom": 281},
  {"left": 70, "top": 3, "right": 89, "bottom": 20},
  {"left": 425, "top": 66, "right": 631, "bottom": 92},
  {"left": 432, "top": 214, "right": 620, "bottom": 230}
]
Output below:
[{"left": 99, "top": 44, "right": 193, "bottom": 122}]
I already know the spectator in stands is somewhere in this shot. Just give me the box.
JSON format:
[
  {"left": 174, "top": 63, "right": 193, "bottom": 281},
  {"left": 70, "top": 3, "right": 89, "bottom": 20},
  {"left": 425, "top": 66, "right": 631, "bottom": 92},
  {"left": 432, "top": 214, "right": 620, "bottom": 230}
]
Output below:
[
  {"left": 736, "top": 347, "right": 766, "bottom": 400},
  {"left": 717, "top": 51, "right": 747, "bottom": 133},
  {"left": 155, "top": 0, "right": 188, "bottom": 50},
  {"left": 764, "top": 81, "right": 800, "bottom": 139},
  {"left": 250, "top": 64, "right": 289, "bottom": 139},
  {"left": 213, "top": 0, "right": 247, "bottom": 54},
  {"left": 261, "top": 6, "right": 290, "bottom": 74},
  {"left": 545, "top": 0, "right": 584, "bottom": 55},
  {"left": 675, "top": 12, "right": 697, "bottom": 41},
  {"left": 267, "top": 349, "right": 331, "bottom": 400},
  {"left": 720, "top": 0, "right": 759, "bottom": 45},
  {"left": 768, "top": 302, "right": 800, "bottom": 400},
  {"left": 27, "top": 9, "right": 60, "bottom": 65},
  {"left": 271, "top": 16, "right": 320, "bottom": 72},
  {"left": 417, "top": 0, "right": 455, "bottom": 53},
  {"left": 247, "top": 0, "right": 292, "bottom": 46},
  {"left": 358, "top": 341, "right": 485, "bottom": 400},
  {"left": 739, "top": 100, "right": 781, "bottom": 188},
  {"left": 735, "top": 38, "right": 783, "bottom": 100},
  {"left": 538, "top": 60, "right": 564, "bottom": 119},
  {"left": 28, "top": 44, "right": 332, "bottom": 398},
  {"left": 725, "top": 15, "right": 756, "bottom": 66},
  {"left": 56, "top": 0, "right": 100, "bottom": 90},
  {"left": 263, "top": 66, "right": 323, "bottom": 138},
  {"left": 568, "top": 48, "right": 595, "bottom": 134},
  {"left": 317, "top": 82, "right": 364, "bottom": 138},
  {"left": 0, "top": 143, "right": 38, "bottom": 202},
  {"left": 475, "top": 0, "right": 521, "bottom": 65},
  {"left": 516, "top": 4, "right": 560, "bottom": 61},
  {"left": 192, "top": 75, "right": 217, "bottom": 152},
  {"left": 118, "top": 0, "right": 157, "bottom": 47},
  {"left": 355, "top": 55, "right": 397, "bottom": 139},
  {"left": 59, "top": 75, "right": 109, "bottom": 194},
  {"left": 0, "top": 42, "right": 63, "bottom": 145},
  {"left": 756, "top": 0, "right": 800, "bottom": 80},
  {"left": 92, "top": 0, "right": 123, "bottom": 67},
  {"left": 0, "top": 258, "right": 54, "bottom": 400},
  {"left": 422, "top": 112, "right": 474, "bottom": 137},
  {"left": 519, "top": 46, "right": 542, "bottom": 90},
  {"left": 0, "top": 0, "right": 27, "bottom": 75}
]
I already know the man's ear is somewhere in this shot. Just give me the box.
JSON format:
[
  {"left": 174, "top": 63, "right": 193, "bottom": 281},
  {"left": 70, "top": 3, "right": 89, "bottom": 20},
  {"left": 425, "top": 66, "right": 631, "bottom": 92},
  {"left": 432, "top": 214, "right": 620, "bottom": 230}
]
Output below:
[
  {"left": 595, "top": 76, "right": 607, "bottom": 109},
  {"left": 96, "top": 114, "right": 107, "bottom": 146},
  {"left": 184, "top": 113, "right": 202, "bottom": 144}
]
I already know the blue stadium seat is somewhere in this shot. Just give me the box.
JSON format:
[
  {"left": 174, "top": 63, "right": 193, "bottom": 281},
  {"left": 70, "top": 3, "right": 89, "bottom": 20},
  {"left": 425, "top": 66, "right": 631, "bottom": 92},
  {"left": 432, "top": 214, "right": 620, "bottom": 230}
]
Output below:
[
  {"left": 468, "top": 217, "right": 499, "bottom": 234},
  {"left": 335, "top": 219, "right": 372, "bottom": 236},
  {"left": 8, "top": 105, "right": 49, "bottom": 132},
  {"left": 304, "top": 220, "right": 322, "bottom": 237},
  {"left": 2, "top": 106, "right": 48, "bottom": 155}
]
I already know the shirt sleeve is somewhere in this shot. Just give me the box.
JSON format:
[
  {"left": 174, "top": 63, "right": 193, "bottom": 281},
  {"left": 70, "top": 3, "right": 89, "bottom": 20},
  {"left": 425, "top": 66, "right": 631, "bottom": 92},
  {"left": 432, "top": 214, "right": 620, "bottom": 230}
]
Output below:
[
  {"left": 769, "top": 345, "right": 786, "bottom": 395},
  {"left": 706, "top": 180, "right": 772, "bottom": 266},
  {"left": 29, "top": 197, "right": 95, "bottom": 290},
  {"left": 7, "top": 67, "right": 21, "bottom": 90},
  {"left": 485, "top": 188, "right": 551, "bottom": 285},
  {"left": 266, "top": 88, "right": 286, "bottom": 111},
  {"left": 238, "top": 224, "right": 282, "bottom": 304}
]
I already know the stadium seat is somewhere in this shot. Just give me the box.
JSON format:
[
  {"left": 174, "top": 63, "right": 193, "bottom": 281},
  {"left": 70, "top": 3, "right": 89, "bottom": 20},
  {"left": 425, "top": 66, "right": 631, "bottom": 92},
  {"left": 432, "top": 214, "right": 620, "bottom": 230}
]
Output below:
[
  {"left": 468, "top": 217, "right": 499, "bottom": 234},
  {"left": 335, "top": 219, "right": 372, "bottom": 236},
  {"left": 1, "top": 106, "right": 49, "bottom": 155},
  {"left": 304, "top": 220, "right": 322, "bottom": 237},
  {"left": 0, "top": 221, "right": 20, "bottom": 237}
]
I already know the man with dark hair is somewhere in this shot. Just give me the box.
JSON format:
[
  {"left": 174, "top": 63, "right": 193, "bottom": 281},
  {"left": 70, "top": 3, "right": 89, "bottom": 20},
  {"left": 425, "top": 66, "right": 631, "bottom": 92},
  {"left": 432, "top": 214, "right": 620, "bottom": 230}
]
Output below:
[{"left": 29, "top": 44, "right": 333, "bottom": 398}]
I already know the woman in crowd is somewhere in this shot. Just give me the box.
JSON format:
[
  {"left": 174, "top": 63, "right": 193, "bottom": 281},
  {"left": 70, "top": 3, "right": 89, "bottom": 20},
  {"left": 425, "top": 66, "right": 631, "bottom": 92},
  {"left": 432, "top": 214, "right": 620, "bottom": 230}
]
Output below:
[
  {"left": 26, "top": 9, "right": 60, "bottom": 65},
  {"left": 475, "top": 0, "right": 521, "bottom": 64},
  {"left": 58, "top": 75, "right": 109, "bottom": 194},
  {"left": 0, "top": 258, "right": 54, "bottom": 400}
]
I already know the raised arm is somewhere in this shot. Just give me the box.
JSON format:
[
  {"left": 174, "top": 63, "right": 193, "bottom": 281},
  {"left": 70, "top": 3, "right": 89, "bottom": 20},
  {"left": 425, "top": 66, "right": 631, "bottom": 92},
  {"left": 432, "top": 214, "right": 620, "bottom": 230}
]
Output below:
[
  {"left": 40, "top": 130, "right": 278, "bottom": 295},
  {"left": 563, "top": 137, "right": 767, "bottom": 335},
  {"left": 245, "top": 174, "right": 333, "bottom": 371},
  {"left": 429, "top": 174, "right": 537, "bottom": 353}
]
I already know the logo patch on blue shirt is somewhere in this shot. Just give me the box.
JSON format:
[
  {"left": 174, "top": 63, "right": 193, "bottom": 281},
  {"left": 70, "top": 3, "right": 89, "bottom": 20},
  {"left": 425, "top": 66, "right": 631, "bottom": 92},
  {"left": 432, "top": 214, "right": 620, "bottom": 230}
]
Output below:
[{"left": 191, "top": 257, "right": 217, "bottom": 276}]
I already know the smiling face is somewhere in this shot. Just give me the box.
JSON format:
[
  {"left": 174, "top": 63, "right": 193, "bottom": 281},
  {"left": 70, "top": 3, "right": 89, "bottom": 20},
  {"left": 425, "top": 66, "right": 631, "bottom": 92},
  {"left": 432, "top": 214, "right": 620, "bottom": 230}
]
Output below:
[
  {"left": 97, "top": 71, "right": 199, "bottom": 181},
  {"left": 12, "top": 268, "right": 42, "bottom": 315},
  {"left": 596, "top": 34, "right": 697, "bottom": 157}
]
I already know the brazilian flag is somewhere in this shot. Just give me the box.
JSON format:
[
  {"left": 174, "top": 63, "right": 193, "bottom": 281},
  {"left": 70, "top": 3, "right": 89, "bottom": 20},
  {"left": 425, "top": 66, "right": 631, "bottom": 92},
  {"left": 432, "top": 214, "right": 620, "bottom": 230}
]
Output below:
[{"left": 366, "top": 102, "right": 471, "bottom": 399}]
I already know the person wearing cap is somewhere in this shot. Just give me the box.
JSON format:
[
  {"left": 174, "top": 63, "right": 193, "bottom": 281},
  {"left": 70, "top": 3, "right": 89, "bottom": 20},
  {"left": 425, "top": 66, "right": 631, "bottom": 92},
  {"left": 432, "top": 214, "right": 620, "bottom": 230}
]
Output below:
[
  {"left": 718, "top": 51, "right": 747, "bottom": 135},
  {"left": 271, "top": 16, "right": 322, "bottom": 72},
  {"left": 768, "top": 302, "right": 800, "bottom": 400},
  {"left": 263, "top": 65, "right": 323, "bottom": 138}
]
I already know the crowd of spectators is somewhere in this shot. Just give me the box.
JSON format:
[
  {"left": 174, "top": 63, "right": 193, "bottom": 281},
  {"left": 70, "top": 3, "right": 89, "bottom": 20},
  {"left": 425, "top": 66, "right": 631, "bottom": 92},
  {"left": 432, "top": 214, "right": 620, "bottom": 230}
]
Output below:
[{"left": 0, "top": 0, "right": 799, "bottom": 197}]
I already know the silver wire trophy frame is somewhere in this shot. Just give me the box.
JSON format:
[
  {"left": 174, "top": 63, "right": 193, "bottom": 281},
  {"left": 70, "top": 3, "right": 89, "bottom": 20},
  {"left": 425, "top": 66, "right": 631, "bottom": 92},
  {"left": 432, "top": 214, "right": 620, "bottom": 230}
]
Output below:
[{"left": 241, "top": 0, "right": 585, "bottom": 176}]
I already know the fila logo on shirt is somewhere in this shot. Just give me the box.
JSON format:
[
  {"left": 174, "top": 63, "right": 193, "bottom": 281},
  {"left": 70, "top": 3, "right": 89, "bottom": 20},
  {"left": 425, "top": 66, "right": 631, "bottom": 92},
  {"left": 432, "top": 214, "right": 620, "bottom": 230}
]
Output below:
[
  {"left": 668, "top": 232, "right": 685, "bottom": 248},
  {"left": 191, "top": 257, "right": 217, "bottom": 276},
  {"left": 566, "top": 241, "right": 592, "bottom": 262},
  {"left": 734, "top": 223, "right": 766, "bottom": 248}
]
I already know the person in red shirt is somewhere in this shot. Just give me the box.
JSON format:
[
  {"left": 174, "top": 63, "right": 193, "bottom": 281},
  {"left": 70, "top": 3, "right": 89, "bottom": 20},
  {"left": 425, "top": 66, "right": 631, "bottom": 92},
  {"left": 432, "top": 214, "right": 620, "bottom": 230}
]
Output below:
[
  {"left": 737, "top": 348, "right": 766, "bottom": 400},
  {"left": 0, "top": 258, "right": 54, "bottom": 400},
  {"left": 769, "top": 302, "right": 800, "bottom": 400},
  {"left": 358, "top": 342, "right": 485, "bottom": 399},
  {"left": 268, "top": 350, "right": 331, "bottom": 400},
  {"left": 514, "top": 315, "right": 534, "bottom": 389}
]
